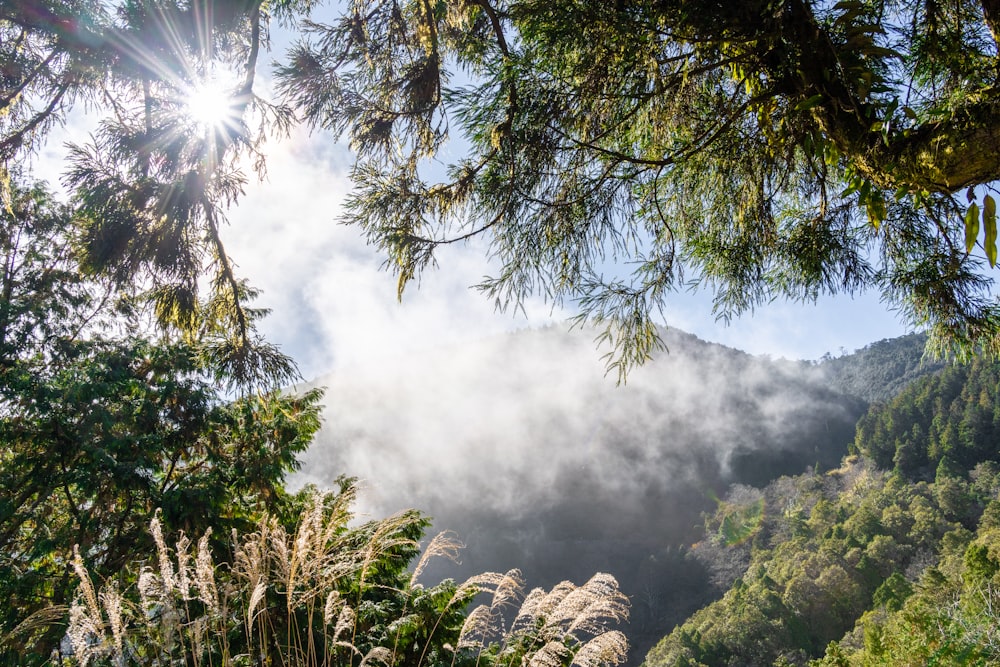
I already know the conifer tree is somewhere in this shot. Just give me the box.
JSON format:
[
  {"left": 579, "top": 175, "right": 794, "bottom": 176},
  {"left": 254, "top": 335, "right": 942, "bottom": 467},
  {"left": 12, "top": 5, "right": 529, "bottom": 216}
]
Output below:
[
  {"left": 1, "top": 0, "right": 299, "bottom": 387},
  {"left": 274, "top": 0, "right": 1000, "bottom": 375}
]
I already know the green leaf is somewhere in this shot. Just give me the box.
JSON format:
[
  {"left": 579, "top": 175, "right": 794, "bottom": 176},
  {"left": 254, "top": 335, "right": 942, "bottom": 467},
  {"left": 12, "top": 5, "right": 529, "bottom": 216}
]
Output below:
[
  {"left": 965, "top": 202, "right": 980, "bottom": 253},
  {"left": 884, "top": 98, "right": 898, "bottom": 118},
  {"left": 866, "top": 194, "right": 886, "bottom": 229},
  {"left": 795, "top": 94, "right": 825, "bottom": 110},
  {"left": 859, "top": 179, "right": 871, "bottom": 201},
  {"left": 840, "top": 180, "right": 860, "bottom": 198},
  {"left": 985, "top": 195, "right": 997, "bottom": 267}
]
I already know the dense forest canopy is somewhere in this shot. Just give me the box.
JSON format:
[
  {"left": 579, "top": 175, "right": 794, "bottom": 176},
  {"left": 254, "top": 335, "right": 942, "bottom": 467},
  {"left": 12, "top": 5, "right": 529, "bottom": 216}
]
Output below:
[{"left": 646, "top": 355, "right": 1000, "bottom": 666}]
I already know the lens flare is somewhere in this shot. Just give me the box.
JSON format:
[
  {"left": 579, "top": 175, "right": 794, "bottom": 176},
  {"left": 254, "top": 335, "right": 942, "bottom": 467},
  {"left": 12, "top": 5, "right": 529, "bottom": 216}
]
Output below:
[
  {"left": 186, "top": 80, "right": 234, "bottom": 130},
  {"left": 183, "top": 73, "right": 241, "bottom": 136}
]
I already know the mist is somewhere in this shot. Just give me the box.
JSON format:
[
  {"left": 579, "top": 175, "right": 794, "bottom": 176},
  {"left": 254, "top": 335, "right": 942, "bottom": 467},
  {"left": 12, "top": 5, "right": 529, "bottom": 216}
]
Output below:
[{"left": 292, "top": 326, "right": 866, "bottom": 663}]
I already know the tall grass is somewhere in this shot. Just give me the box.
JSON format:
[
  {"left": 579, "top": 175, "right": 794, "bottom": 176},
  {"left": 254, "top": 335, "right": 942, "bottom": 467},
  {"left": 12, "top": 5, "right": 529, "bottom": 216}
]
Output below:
[{"left": 65, "top": 484, "right": 629, "bottom": 667}]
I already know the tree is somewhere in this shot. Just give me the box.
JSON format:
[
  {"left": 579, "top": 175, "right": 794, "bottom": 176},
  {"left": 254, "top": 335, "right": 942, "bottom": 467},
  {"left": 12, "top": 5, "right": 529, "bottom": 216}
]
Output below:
[
  {"left": 0, "top": 177, "right": 323, "bottom": 660},
  {"left": 275, "top": 0, "right": 1000, "bottom": 376},
  {"left": 9, "top": 1, "right": 1000, "bottom": 377},
  {"left": 1, "top": 0, "right": 302, "bottom": 387},
  {"left": 0, "top": 0, "right": 323, "bottom": 652}
]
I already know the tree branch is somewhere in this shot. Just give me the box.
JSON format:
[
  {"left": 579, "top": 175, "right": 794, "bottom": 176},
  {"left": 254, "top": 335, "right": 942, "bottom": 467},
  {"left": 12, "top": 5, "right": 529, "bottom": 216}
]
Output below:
[
  {"left": 863, "top": 93, "right": 1000, "bottom": 193},
  {"left": 773, "top": 0, "right": 1000, "bottom": 195},
  {"left": 202, "top": 199, "right": 249, "bottom": 344},
  {"left": 0, "top": 79, "right": 70, "bottom": 159},
  {"left": 0, "top": 48, "right": 59, "bottom": 114},
  {"left": 982, "top": 0, "right": 1000, "bottom": 49}
]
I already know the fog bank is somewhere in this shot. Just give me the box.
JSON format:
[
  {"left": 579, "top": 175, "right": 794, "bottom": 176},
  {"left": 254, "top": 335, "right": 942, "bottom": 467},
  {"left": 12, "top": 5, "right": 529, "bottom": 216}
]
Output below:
[{"left": 292, "top": 327, "right": 867, "bottom": 661}]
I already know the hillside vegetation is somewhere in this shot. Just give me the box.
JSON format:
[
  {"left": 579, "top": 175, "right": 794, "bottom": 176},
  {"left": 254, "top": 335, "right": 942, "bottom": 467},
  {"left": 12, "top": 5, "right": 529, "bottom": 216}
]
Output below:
[
  {"left": 645, "top": 356, "right": 1000, "bottom": 666},
  {"left": 819, "top": 333, "right": 942, "bottom": 403}
]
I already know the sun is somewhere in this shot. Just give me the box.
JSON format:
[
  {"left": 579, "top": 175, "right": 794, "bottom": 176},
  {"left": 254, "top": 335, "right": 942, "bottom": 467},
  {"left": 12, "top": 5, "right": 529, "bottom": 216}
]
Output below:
[
  {"left": 174, "top": 67, "right": 247, "bottom": 165},
  {"left": 185, "top": 79, "right": 236, "bottom": 132}
]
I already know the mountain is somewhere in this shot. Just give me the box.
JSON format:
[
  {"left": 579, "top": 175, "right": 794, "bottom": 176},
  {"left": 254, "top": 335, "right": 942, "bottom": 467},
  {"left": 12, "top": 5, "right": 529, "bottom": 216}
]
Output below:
[
  {"left": 819, "top": 332, "right": 943, "bottom": 403},
  {"left": 645, "top": 354, "right": 1000, "bottom": 666},
  {"left": 295, "top": 327, "right": 933, "bottom": 664}
]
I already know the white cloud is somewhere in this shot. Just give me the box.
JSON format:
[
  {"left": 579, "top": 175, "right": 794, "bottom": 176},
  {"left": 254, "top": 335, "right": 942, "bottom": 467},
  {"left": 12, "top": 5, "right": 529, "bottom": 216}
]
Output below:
[
  {"left": 293, "top": 326, "right": 862, "bottom": 553},
  {"left": 222, "top": 128, "right": 567, "bottom": 378}
]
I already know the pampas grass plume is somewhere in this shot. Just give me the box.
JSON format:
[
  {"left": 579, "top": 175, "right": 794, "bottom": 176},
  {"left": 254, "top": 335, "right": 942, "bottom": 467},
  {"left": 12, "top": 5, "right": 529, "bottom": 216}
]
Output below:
[{"left": 63, "top": 485, "right": 630, "bottom": 667}]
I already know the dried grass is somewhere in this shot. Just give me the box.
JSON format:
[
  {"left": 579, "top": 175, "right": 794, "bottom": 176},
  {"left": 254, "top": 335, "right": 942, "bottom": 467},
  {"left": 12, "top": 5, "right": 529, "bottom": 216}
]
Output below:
[
  {"left": 410, "top": 530, "right": 464, "bottom": 587},
  {"left": 64, "top": 484, "right": 630, "bottom": 667}
]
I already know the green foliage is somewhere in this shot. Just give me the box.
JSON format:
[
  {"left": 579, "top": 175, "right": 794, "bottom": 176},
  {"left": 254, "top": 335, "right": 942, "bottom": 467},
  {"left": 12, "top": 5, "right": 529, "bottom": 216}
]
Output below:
[
  {"left": 647, "top": 354, "right": 1000, "bottom": 666},
  {"left": 812, "top": 530, "right": 1000, "bottom": 666},
  {"left": 8, "top": 0, "right": 1000, "bottom": 664},
  {"left": 646, "top": 456, "right": 969, "bottom": 667},
  {"left": 717, "top": 496, "right": 766, "bottom": 547},
  {"left": 8, "top": 0, "right": 1000, "bottom": 375},
  {"left": 819, "top": 333, "right": 943, "bottom": 403},
  {"left": 851, "top": 358, "right": 1000, "bottom": 480},
  {"left": 0, "top": 177, "right": 323, "bottom": 661},
  {"left": 871, "top": 573, "right": 912, "bottom": 613},
  {"left": 963, "top": 192, "right": 998, "bottom": 267},
  {"left": 275, "top": 0, "right": 1000, "bottom": 374},
  {"left": 1, "top": 0, "right": 299, "bottom": 389}
]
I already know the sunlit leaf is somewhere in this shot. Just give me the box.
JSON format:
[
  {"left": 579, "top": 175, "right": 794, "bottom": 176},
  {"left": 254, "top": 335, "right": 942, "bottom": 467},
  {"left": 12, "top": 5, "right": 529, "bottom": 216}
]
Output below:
[
  {"left": 985, "top": 196, "right": 997, "bottom": 267},
  {"left": 866, "top": 193, "right": 886, "bottom": 229},
  {"left": 965, "top": 202, "right": 980, "bottom": 254}
]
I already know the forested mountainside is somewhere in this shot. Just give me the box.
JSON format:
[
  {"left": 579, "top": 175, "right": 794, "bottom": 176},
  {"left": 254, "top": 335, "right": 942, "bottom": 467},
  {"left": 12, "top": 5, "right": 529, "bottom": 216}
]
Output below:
[
  {"left": 301, "top": 328, "right": 938, "bottom": 664},
  {"left": 645, "top": 356, "right": 1000, "bottom": 667},
  {"left": 819, "top": 333, "right": 943, "bottom": 403}
]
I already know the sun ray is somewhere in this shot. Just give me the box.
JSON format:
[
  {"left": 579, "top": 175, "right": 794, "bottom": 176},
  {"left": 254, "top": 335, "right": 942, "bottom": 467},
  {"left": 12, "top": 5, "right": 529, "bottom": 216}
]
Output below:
[
  {"left": 101, "top": 3, "right": 249, "bottom": 171},
  {"left": 184, "top": 72, "right": 241, "bottom": 135}
]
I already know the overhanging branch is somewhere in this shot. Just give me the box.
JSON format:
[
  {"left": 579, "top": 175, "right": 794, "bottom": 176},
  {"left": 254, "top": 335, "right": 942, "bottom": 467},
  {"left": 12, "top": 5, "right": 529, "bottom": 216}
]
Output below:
[{"left": 863, "top": 94, "right": 1000, "bottom": 194}]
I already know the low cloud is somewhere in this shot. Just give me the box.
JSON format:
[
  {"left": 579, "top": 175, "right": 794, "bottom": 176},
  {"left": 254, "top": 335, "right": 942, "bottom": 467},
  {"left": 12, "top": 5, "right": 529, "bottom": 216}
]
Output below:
[
  {"left": 293, "top": 326, "right": 867, "bottom": 662},
  {"left": 295, "top": 326, "right": 862, "bottom": 569},
  {"left": 223, "top": 129, "right": 564, "bottom": 379}
]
